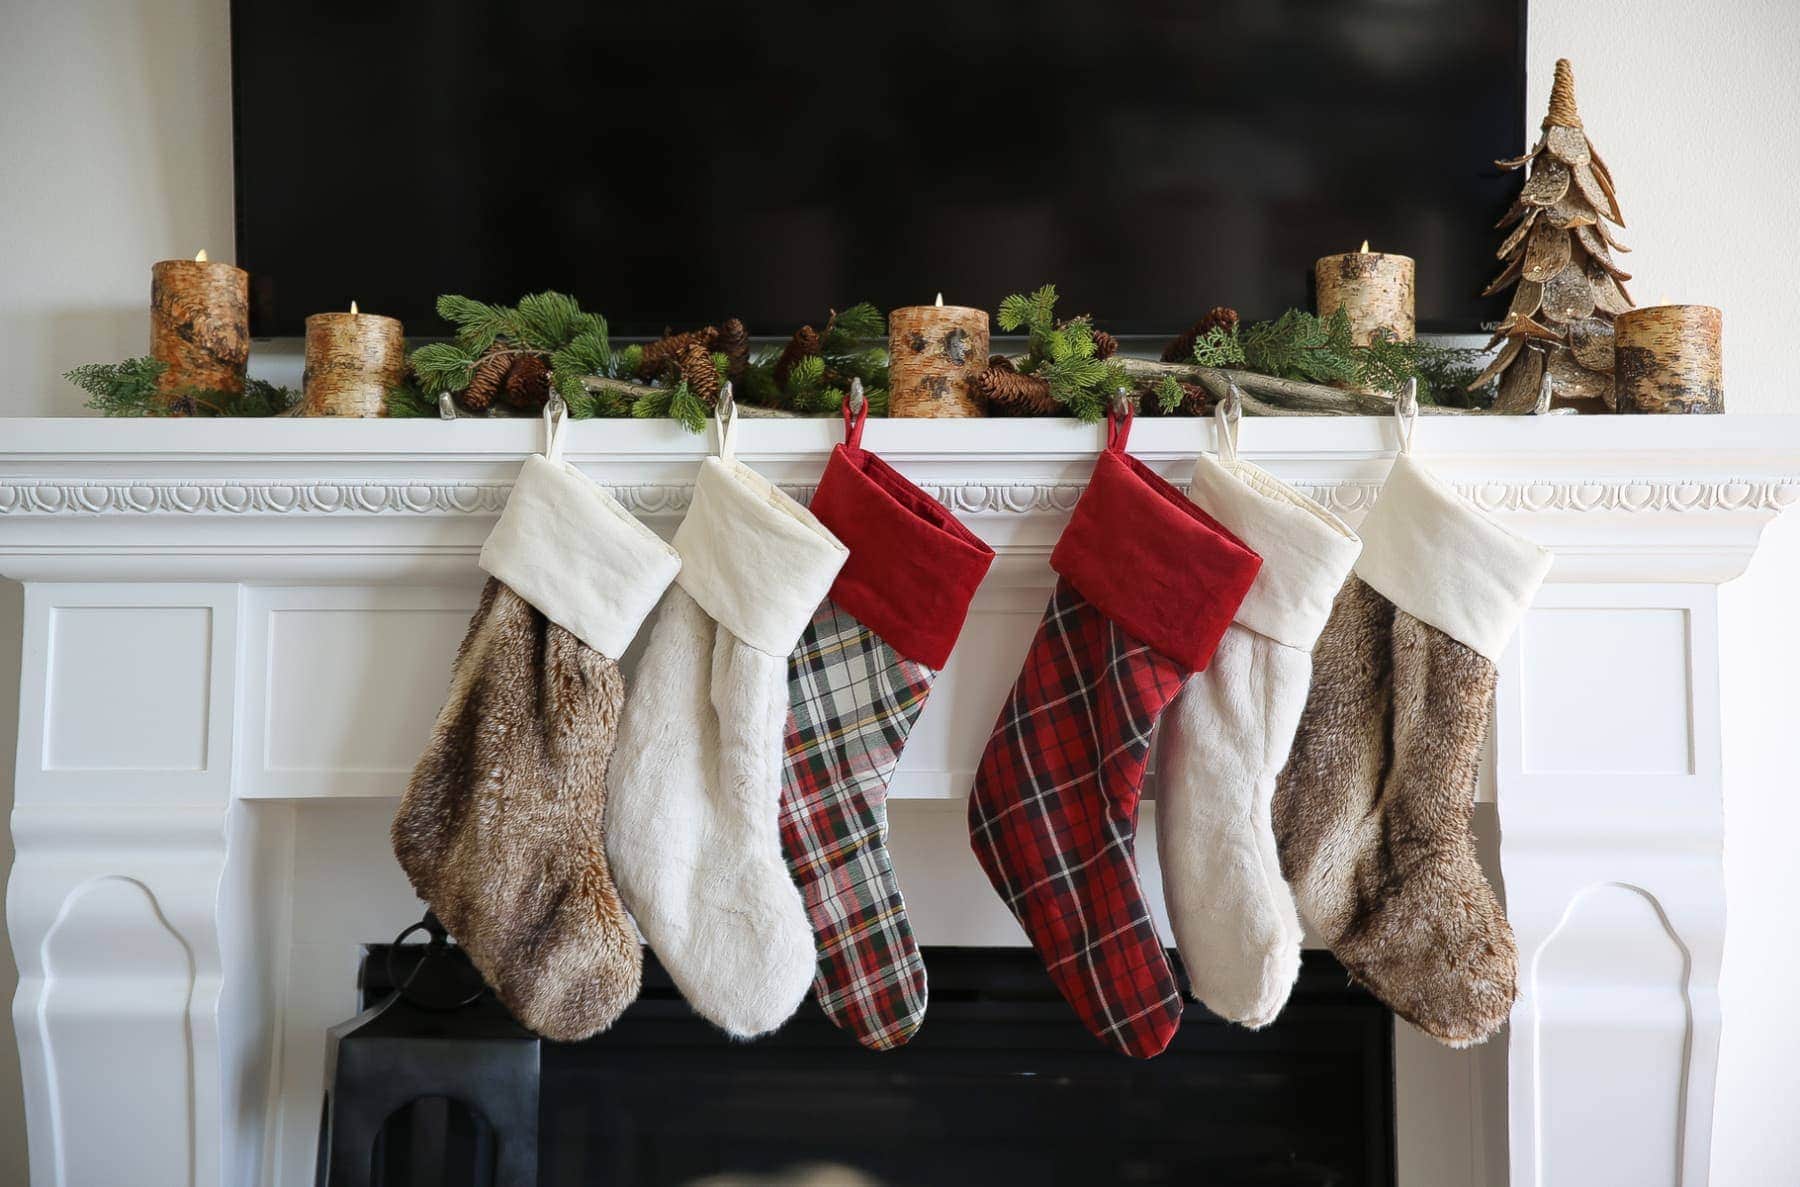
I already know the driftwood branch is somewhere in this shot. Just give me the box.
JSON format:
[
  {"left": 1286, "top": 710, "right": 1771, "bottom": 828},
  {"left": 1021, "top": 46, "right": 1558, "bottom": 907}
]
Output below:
[
  {"left": 575, "top": 374, "right": 663, "bottom": 402},
  {"left": 1107, "top": 357, "right": 1477, "bottom": 416}
]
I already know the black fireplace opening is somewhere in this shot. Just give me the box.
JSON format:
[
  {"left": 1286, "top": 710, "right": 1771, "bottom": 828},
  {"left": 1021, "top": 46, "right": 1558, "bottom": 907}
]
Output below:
[{"left": 347, "top": 944, "right": 1395, "bottom": 1187}]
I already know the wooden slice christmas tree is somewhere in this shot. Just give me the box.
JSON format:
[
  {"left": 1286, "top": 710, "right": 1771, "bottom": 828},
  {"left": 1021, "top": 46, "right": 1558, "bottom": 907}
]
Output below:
[{"left": 1476, "top": 58, "right": 1633, "bottom": 412}]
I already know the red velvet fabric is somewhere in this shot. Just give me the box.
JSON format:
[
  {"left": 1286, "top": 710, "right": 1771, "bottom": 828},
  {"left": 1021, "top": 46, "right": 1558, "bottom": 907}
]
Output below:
[
  {"left": 809, "top": 443, "right": 995, "bottom": 669},
  {"left": 1050, "top": 447, "right": 1262, "bottom": 672}
]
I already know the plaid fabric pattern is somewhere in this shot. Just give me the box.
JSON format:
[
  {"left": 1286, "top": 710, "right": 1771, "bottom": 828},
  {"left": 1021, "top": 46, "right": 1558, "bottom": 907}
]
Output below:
[
  {"left": 781, "top": 598, "right": 935, "bottom": 1051},
  {"left": 967, "top": 577, "right": 1188, "bottom": 1058}
]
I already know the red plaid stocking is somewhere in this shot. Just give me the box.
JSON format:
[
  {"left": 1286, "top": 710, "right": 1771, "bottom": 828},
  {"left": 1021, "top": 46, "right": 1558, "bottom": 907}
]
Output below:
[
  {"left": 968, "top": 408, "right": 1261, "bottom": 1058},
  {"left": 780, "top": 394, "right": 994, "bottom": 1050}
]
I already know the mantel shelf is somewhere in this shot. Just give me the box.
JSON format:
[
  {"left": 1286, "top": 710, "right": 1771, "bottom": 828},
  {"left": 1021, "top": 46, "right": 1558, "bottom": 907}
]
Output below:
[{"left": 3, "top": 415, "right": 1797, "bottom": 585}]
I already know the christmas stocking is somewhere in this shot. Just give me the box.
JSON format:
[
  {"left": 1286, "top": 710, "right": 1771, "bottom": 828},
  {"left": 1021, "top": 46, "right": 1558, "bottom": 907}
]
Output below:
[
  {"left": 1273, "top": 447, "right": 1551, "bottom": 1047},
  {"left": 780, "top": 396, "right": 995, "bottom": 1051},
  {"left": 1155, "top": 427, "right": 1362, "bottom": 1029},
  {"left": 968, "top": 408, "right": 1262, "bottom": 1058},
  {"left": 608, "top": 396, "right": 849, "bottom": 1039},
  {"left": 393, "top": 400, "right": 681, "bottom": 1041}
]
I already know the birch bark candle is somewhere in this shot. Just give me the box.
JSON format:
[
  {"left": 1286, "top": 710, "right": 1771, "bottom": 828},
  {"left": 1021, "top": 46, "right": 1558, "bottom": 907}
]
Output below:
[
  {"left": 1614, "top": 304, "right": 1723, "bottom": 413},
  {"left": 150, "top": 249, "right": 250, "bottom": 400},
  {"left": 1314, "top": 242, "right": 1416, "bottom": 345},
  {"left": 889, "top": 294, "right": 990, "bottom": 417},
  {"left": 300, "top": 302, "right": 407, "bottom": 416}
]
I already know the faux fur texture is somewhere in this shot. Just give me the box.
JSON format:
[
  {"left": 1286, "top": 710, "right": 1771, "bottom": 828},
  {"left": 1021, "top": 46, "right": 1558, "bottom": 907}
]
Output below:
[
  {"left": 1156, "top": 626, "right": 1309, "bottom": 1027},
  {"left": 1272, "top": 576, "right": 1518, "bottom": 1047},
  {"left": 392, "top": 578, "right": 643, "bottom": 1041},
  {"left": 606, "top": 586, "right": 818, "bottom": 1039},
  {"left": 1156, "top": 450, "right": 1360, "bottom": 1029}
]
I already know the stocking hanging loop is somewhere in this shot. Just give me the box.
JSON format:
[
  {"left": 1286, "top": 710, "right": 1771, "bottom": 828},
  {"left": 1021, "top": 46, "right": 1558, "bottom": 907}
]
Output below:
[
  {"left": 1394, "top": 378, "right": 1419, "bottom": 455},
  {"left": 714, "top": 381, "right": 738, "bottom": 461},
  {"left": 1215, "top": 382, "right": 1243, "bottom": 467},
  {"left": 1105, "top": 388, "right": 1134, "bottom": 453},
  {"left": 542, "top": 391, "right": 570, "bottom": 464},
  {"left": 841, "top": 378, "right": 868, "bottom": 450}
]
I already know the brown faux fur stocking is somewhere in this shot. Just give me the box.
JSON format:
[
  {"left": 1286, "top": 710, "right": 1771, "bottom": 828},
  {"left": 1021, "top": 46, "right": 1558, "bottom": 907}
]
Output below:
[
  {"left": 1272, "top": 575, "right": 1516, "bottom": 1047},
  {"left": 392, "top": 578, "right": 642, "bottom": 1041}
]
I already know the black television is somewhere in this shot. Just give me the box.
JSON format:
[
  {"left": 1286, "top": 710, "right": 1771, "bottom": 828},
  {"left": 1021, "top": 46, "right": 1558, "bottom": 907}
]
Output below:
[{"left": 230, "top": 0, "right": 1525, "bottom": 338}]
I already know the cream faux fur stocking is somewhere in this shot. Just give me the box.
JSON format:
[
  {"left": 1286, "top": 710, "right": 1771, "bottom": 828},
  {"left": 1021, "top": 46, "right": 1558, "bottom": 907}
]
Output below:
[
  {"left": 393, "top": 412, "right": 681, "bottom": 1041},
  {"left": 1155, "top": 449, "right": 1361, "bottom": 1028},
  {"left": 608, "top": 400, "right": 848, "bottom": 1039}
]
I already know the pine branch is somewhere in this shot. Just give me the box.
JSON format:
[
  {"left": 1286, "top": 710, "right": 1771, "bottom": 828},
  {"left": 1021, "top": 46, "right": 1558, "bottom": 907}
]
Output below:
[
  {"left": 384, "top": 381, "right": 435, "bottom": 418},
  {"left": 435, "top": 294, "right": 514, "bottom": 353},
  {"left": 66, "top": 356, "right": 297, "bottom": 417},
  {"left": 512, "top": 291, "right": 590, "bottom": 351},
  {"left": 410, "top": 342, "right": 482, "bottom": 396}
]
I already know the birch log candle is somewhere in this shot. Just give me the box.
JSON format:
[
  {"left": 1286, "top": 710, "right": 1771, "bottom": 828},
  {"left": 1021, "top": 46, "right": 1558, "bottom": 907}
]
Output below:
[
  {"left": 1315, "top": 241, "right": 1416, "bottom": 345},
  {"left": 299, "top": 302, "right": 407, "bottom": 416},
  {"left": 150, "top": 249, "right": 250, "bottom": 400},
  {"left": 1614, "top": 304, "right": 1723, "bottom": 413},
  {"left": 889, "top": 294, "right": 990, "bottom": 417}
]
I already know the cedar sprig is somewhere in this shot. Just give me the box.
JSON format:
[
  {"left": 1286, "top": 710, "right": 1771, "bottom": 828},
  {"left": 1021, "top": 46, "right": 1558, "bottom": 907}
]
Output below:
[{"left": 1154, "top": 374, "right": 1187, "bottom": 413}]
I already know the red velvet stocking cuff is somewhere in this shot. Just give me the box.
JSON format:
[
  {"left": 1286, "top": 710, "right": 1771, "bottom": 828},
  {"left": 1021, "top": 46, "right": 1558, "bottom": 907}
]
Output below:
[
  {"left": 809, "top": 444, "right": 996, "bottom": 669},
  {"left": 1051, "top": 448, "right": 1262, "bottom": 672}
]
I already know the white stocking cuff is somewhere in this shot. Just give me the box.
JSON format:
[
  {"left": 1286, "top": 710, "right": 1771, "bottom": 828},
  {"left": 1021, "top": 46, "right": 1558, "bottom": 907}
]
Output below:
[
  {"left": 672, "top": 457, "right": 849, "bottom": 656},
  {"left": 1188, "top": 453, "right": 1363, "bottom": 651},
  {"left": 480, "top": 454, "right": 682, "bottom": 661},
  {"left": 1353, "top": 453, "right": 1552, "bottom": 661}
]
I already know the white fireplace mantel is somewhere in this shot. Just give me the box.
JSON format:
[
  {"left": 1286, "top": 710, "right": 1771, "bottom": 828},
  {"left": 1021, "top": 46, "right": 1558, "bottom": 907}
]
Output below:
[{"left": 4, "top": 414, "right": 1798, "bottom": 1187}]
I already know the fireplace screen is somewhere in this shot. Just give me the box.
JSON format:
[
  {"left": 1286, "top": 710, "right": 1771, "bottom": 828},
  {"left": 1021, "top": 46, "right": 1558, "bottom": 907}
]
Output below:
[{"left": 354, "top": 945, "right": 1394, "bottom": 1186}]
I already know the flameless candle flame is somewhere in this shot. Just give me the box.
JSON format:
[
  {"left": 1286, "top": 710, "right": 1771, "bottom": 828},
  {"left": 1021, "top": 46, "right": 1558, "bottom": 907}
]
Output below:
[
  {"left": 1359, "top": 241, "right": 1370, "bottom": 253},
  {"left": 350, "top": 300, "right": 359, "bottom": 315},
  {"left": 935, "top": 292, "right": 943, "bottom": 307},
  {"left": 195, "top": 249, "right": 209, "bottom": 262}
]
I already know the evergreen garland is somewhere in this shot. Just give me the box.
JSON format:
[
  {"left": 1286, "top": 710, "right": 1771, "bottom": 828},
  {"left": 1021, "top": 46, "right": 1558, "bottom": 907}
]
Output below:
[
  {"left": 744, "top": 302, "right": 889, "bottom": 414},
  {"left": 996, "top": 285, "right": 1130, "bottom": 422},
  {"left": 1190, "top": 307, "right": 1487, "bottom": 405},
  {"left": 65, "top": 357, "right": 299, "bottom": 417}
]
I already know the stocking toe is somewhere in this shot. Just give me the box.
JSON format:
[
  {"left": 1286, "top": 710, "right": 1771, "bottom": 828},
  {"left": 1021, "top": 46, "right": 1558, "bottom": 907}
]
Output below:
[{"left": 1337, "top": 858, "right": 1518, "bottom": 1047}]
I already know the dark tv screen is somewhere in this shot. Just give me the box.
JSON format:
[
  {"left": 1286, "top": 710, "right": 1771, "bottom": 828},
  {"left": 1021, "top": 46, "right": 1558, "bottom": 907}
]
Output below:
[{"left": 231, "top": 1, "right": 1525, "bottom": 337}]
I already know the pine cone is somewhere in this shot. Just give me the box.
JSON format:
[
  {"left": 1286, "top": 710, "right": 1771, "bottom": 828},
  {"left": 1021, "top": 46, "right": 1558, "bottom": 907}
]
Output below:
[
  {"left": 676, "top": 341, "right": 721, "bottom": 404},
  {"left": 462, "top": 351, "right": 511, "bottom": 412},
  {"left": 1092, "top": 330, "right": 1119, "bottom": 361},
  {"left": 773, "top": 325, "right": 820, "bottom": 387},
  {"left": 639, "top": 326, "right": 718, "bottom": 379},
  {"left": 1161, "top": 306, "right": 1242, "bottom": 363},
  {"left": 1175, "top": 381, "right": 1210, "bottom": 416},
  {"left": 974, "top": 365, "right": 1056, "bottom": 415},
  {"left": 716, "top": 317, "right": 750, "bottom": 382},
  {"left": 500, "top": 354, "right": 551, "bottom": 411}
]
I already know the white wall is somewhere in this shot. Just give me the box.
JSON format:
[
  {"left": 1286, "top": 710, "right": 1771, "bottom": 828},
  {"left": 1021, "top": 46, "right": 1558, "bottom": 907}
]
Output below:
[
  {"left": 0, "top": 2, "right": 1797, "bottom": 1183},
  {"left": 0, "top": 0, "right": 235, "bottom": 418}
]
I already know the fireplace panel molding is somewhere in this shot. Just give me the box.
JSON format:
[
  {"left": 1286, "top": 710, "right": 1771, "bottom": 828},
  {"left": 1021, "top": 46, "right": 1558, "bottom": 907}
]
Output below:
[{"left": 3, "top": 415, "right": 1797, "bottom": 1187}]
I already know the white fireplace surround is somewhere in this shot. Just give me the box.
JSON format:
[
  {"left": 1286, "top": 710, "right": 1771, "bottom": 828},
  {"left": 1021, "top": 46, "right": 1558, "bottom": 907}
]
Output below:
[{"left": 4, "top": 414, "right": 1799, "bottom": 1187}]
